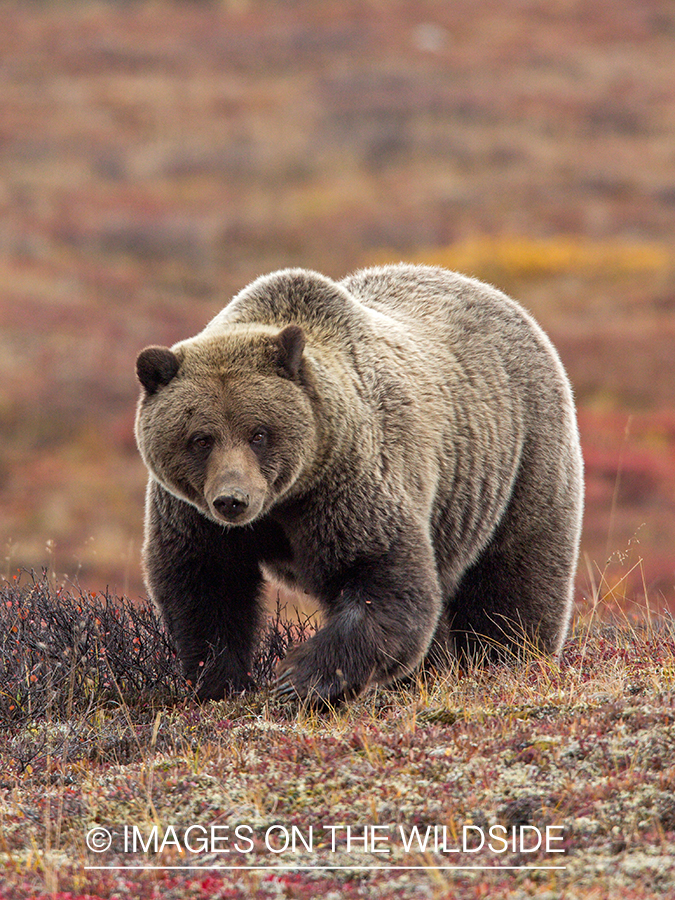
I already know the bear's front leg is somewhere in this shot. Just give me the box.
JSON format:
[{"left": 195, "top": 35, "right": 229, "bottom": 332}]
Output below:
[
  {"left": 143, "top": 480, "right": 265, "bottom": 699},
  {"left": 274, "top": 533, "right": 442, "bottom": 705}
]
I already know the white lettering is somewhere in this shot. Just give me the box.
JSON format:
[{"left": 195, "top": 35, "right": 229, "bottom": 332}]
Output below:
[
  {"left": 462, "top": 825, "right": 485, "bottom": 853},
  {"left": 234, "top": 824, "right": 255, "bottom": 853},
  {"left": 546, "top": 826, "right": 565, "bottom": 852},
  {"left": 488, "top": 825, "right": 509, "bottom": 853}
]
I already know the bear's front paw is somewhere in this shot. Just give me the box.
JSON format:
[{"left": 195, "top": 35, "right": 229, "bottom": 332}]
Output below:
[
  {"left": 193, "top": 671, "right": 256, "bottom": 702},
  {"left": 273, "top": 642, "right": 360, "bottom": 707}
]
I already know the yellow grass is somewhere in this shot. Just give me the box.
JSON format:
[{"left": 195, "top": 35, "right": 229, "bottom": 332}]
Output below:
[{"left": 382, "top": 236, "right": 674, "bottom": 281}]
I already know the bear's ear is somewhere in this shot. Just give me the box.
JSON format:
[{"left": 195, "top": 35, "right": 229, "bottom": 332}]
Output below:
[
  {"left": 136, "top": 346, "right": 180, "bottom": 394},
  {"left": 273, "top": 325, "right": 305, "bottom": 379}
]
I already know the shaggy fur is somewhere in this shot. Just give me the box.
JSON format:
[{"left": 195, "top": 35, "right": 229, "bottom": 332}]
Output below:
[{"left": 134, "top": 265, "right": 584, "bottom": 703}]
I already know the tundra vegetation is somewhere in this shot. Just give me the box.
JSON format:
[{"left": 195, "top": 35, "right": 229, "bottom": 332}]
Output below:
[
  {"left": 2, "top": 0, "right": 675, "bottom": 896},
  {"left": 1, "top": 570, "right": 674, "bottom": 899}
]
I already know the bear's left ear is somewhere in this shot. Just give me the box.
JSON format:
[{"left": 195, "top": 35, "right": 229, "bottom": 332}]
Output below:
[{"left": 273, "top": 325, "right": 305, "bottom": 379}]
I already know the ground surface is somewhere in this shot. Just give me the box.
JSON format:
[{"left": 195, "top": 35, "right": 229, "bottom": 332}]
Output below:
[{"left": 1, "top": 577, "right": 674, "bottom": 899}]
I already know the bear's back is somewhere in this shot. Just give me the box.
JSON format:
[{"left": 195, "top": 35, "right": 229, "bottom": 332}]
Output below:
[
  {"left": 200, "top": 263, "right": 570, "bottom": 418},
  {"left": 342, "top": 265, "right": 569, "bottom": 397},
  {"left": 342, "top": 265, "right": 541, "bottom": 352}
]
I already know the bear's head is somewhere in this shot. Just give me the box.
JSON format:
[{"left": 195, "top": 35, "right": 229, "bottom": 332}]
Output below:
[{"left": 134, "top": 324, "right": 317, "bottom": 526}]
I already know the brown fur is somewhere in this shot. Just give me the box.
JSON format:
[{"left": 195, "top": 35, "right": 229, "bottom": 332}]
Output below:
[{"left": 135, "top": 265, "right": 584, "bottom": 704}]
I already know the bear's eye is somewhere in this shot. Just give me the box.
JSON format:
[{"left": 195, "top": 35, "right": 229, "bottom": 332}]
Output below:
[
  {"left": 189, "top": 433, "right": 213, "bottom": 452},
  {"left": 250, "top": 428, "right": 268, "bottom": 450}
]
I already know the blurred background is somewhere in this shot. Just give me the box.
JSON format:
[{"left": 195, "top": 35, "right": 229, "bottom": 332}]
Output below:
[{"left": 1, "top": 0, "right": 674, "bottom": 615}]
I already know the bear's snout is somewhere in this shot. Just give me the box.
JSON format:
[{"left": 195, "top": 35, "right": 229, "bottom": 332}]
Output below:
[
  {"left": 203, "top": 443, "right": 268, "bottom": 526},
  {"left": 213, "top": 489, "right": 250, "bottom": 522}
]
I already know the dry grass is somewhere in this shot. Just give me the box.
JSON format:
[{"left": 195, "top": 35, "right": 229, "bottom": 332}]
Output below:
[{"left": 1, "top": 573, "right": 674, "bottom": 899}]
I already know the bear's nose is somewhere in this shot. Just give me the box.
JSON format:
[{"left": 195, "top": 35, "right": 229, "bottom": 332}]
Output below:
[{"left": 213, "top": 489, "right": 250, "bottom": 521}]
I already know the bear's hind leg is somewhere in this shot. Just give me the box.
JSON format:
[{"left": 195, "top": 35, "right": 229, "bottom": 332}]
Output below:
[{"left": 440, "top": 526, "right": 577, "bottom": 666}]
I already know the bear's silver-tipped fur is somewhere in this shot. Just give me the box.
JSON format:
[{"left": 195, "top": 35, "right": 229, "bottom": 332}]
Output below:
[{"left": 135, "top": 264, "right": 584, "bottom": 704}]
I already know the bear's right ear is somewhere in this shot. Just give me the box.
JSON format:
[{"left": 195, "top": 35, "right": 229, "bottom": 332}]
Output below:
[{"left": 136, "top": 346, "right": 180, "bottom": 394}]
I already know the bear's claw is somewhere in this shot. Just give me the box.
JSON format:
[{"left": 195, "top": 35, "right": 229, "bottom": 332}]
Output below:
[
  {"left": 273, "top": 650, "right": 355, "bottom": 707},
  {"left": 271, "top": 671, "right": 300, "bottom": 700}
]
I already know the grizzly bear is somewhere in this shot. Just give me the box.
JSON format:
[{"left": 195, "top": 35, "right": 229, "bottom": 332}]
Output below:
[{"left": 135, "top": 264, "right": 584, "bottom": 704}]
